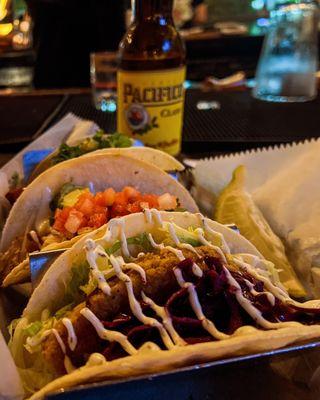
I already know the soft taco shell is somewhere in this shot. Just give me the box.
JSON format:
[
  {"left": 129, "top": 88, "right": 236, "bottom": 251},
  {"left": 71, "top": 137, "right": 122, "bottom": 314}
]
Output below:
[
  {"left": 12, "top": 212, "right": 320, "bottom": 399},
  {"left": 0, "top": 155, "right": 197, "bottom": 287},
  {"left": 23, "top": 211, "right": 261, "bottom": 320},
  {"left": 29, "top": 147, "right": 184, "bottom": 182},
  {"left": 28, "top": 324, "right": 320, "bottom": 400}
]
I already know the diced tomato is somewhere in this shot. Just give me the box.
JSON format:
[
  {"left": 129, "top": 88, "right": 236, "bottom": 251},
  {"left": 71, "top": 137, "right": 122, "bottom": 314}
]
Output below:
[
  {"left": 127, "top": 201, "right": 142, "bottom": 213},
  {"left": 52, "top": 186, "right": 177, "bottom": 237},
  {"left": 58, "top": 207, "right": 72, "bottom": 220},
  {"left": 114, "top": 192, "right": 127, "bottom": 205},
  {"left": 54, "top": 208, "right": 62, "bottom": 219},
  {"left": 110, "top": 203, "right": 128, "bottom": 218},
  {"left": 123, "top": 186, "right": 140, "bottom": 201},
  {"left": 140, "top": 201, "right": 150, "bottom": 210},
  {"left": 140, "top": 194, "right": 159, "bottom": 209},
  {"left": 81, "top": 192, "right": 95, "bottom": 201},
  {"left": 76, "top": 197, "right": 94, "bottom": 215},
  {"left": 52, "top": 218, "right": 66, "bottom": 233},
  {"left": 94, "top": 192, "right": 107, "bottom": 207},
  {"left": 158, "top": 193, "right": 177, "bottom": 210},
  {"left": 78, "top": 214, "right": 89, "bottom": 230},
  {"left": 88, "top": 212, "right": 108, "bottom": 229},
  {"left": 103, "top": 188, "right": 116, "bottom": 206},
  {"left": 93, "top": 204, "right": 107, "bottom": 214},
  {"left": 64, "top": 210, "right": 85, "bottom": 234},
  {"left": 74, "top": 192, "right": 93, "bottom": 210}
]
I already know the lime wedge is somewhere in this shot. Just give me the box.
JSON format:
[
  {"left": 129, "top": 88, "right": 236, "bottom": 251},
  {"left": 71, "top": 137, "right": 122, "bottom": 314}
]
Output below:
[{"left": 214, "top": 165, "right": 306, "bottom": 298}]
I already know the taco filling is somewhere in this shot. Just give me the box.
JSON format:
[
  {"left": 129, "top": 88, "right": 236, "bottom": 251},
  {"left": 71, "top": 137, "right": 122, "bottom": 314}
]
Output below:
[
  {"left": 11, "top": 211, "right": 320, "bottom": 396},
  {"left": 0, "top": 185, "right": 178, "bottom": 283},
  {"left": 5, "top": 132, "right": 133, "bottom": 206}
]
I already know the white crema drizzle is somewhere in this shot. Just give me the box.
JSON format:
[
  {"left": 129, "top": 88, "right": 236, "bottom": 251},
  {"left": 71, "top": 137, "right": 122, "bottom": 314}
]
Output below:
[
  {"left": 62, "top": 318, "right": 78, "bottom": 351},
  {"left": 195, "top": 228, "right": 228, "bottom": 264},
  {"left": 148, "top": 223, "right": 229, "bottom": 340},
  {"left": 108, "top": 254, "right": 175, "bottom": 350},
  {"left": 80, "top": 307, "right": 137, "bottom": 355},
  {"left": 173, "top": 267, "right": 229, "bottom": 340},
  {"left": 141, "top": 292, "right": 186, "bottom": 346},
  {"left": 223, "top": 267, "right": 300, "bottom": 329},
  {"left": 243, "top": 279, "right": 276, "bottom": 307},
  {"left": 27, "top": 328, "right": 66, "bottom": 355},
  {"left": 36, "top": 210, "right": 317, "bottom": 365},
  {"left": 196, "top": 213, "right": 231, "bottom": 254},
  {"left": 233, "top": 257, "right": 320, "bottom": 310},
  {"left": 85, "top": 239, "right": 111, "bottom": 296}
]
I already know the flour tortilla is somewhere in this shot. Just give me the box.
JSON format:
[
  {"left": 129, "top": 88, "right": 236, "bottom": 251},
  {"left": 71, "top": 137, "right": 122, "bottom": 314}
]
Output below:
[
  {"left": 28, "top": 324, "right": 320, "bottom": 400},
  {"left": 23, "top": 211, "right": 260, "bottom": 319},
  {"left": 29, "top": 146, "right": 184, "bottom": 182},
  {"left": 0, "top": 154, "right": 197, "bottom": 287},
  {"left": 10, "top": 211, "right": 320, "bottom": 399}
]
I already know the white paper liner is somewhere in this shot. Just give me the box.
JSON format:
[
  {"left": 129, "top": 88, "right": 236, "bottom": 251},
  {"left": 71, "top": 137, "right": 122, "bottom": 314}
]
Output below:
[
  {"left": 0, "top": 113, "right": 98, "bottom": 187},
  {"left": 192, "top": 138, "right": 320, "bottom": 198},
  {"left": 192, "top": 138, "right": 320, "bottom": 295}
]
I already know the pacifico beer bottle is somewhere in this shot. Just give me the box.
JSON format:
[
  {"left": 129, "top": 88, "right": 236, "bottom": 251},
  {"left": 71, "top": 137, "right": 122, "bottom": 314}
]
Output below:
[{"left": 117, "top": 0, "right": 186, "bottom": 156}]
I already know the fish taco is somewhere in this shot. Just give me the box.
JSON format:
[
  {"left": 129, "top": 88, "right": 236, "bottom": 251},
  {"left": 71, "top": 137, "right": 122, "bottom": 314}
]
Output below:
[
  {"left": 9, "top": 211, "right": 320, "bottom": 399},
  {"left": 0, "top": 153, "right": 197, "bottom": 287}
]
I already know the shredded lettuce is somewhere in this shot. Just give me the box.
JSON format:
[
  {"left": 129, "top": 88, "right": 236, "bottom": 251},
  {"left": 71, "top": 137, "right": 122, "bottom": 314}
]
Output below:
[
  {"left": 80, "top": 274, "right": 98, "bottom": 296},
  {"left": 23, "top": 321, "right": 43, "bottom": 337},
  {"left": 54, "top": 303, "right": 75, "bottom": 319},
  {"left": 54, "top": 225, "right": 208, "bottom": 309},
  {"left": 63, "top": 262, "right": 90, "bottom": 304},
  {"left": 8, "top": 318, "right": 22, "bottom": 344},
  {"left": 52, "top": 131, "right": 132, "bottom": 165},
  {"left": 9, "top": 317, "right": 57, "bottom": 395},
  {"left": 158, "top": 223, "right": 202, "bottom": 247},
  {"left": 105, "top": 240, "right": 122, "bottom": 256},
  {"left": 93, "top": 131, "right": 132, "bottom": 148},
  {"left": 106, "top": 233, "right": 154, "bottom": 256},
  {"left": 127, "top": 233, "right": 154, "bottom": 252}
]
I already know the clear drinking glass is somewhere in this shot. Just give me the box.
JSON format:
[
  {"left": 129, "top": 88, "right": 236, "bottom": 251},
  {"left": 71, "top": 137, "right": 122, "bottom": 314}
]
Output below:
[
  {"left": 90, "top": 51, "right": 118, "bottom": 112},
  {"left": 253, "top": 2, "right": 319, "bottom": 102}
]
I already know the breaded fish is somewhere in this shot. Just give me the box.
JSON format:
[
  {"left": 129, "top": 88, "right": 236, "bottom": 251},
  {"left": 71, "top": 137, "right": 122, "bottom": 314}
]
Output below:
[{"left": 42, "top": 246, "right": 221, "bottom": 374}]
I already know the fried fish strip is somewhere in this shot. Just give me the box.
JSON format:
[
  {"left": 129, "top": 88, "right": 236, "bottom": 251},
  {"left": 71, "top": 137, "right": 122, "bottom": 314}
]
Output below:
[{"left": 42, "top": 246, "right": 220, "bottom": 374}]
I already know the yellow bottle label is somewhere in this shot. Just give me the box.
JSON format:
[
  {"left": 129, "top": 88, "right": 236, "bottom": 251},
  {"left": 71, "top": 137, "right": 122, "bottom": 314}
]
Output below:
[{"left": 117, "top": 67, "right": 186, "bottom": 156}]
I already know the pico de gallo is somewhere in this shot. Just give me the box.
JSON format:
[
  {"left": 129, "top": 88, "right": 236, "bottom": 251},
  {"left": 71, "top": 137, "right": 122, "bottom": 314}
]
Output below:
[{"left": 50, "top": 184, "right": 178, "bottom": 240}]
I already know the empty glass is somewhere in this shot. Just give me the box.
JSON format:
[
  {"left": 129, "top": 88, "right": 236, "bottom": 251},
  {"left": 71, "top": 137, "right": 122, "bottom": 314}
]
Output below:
[
  {"left": 90, "top": 52, "right": 118, "bottom": 112},
  {"left": 253, "top": 2, "right": 319, "bottom": 102}
]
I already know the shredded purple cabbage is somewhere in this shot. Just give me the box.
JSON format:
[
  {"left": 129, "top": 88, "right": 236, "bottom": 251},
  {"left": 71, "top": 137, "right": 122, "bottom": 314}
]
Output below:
[{"left": 99, "top": 257, "right": 320, "bottom": 360}]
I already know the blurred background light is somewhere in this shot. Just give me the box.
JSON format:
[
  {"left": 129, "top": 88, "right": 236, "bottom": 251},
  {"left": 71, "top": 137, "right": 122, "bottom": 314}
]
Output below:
[{"left": 251, "top": 0, "right": 266, "bottom": 10}]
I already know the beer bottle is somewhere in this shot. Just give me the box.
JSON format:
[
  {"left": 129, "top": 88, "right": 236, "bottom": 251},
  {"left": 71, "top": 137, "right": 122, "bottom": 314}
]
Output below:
[{"left": 117, "top": 0, "right": 186, "bottom": 156}]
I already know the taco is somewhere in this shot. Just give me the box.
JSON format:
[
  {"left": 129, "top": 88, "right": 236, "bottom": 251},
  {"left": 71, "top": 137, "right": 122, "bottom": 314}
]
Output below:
[
  {"left": 6, "top": 145, "right": 184, "bottom": 208},
  {"left": 27, "top": 131, "right": 133, "bottom": 183},
  {"left": 28, "top": 140, "right": 185, "bottom": 184},
  {"left": 0, "top": 154, "right": 197, "bottom": 287},
  {"left": 9, "top": 211, "right": 320, "bottom": 399}
]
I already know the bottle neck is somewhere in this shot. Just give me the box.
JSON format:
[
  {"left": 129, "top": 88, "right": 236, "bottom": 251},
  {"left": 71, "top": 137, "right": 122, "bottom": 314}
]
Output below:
[{"left": 133, "top": 0, "right": 174, "bottom": 21}]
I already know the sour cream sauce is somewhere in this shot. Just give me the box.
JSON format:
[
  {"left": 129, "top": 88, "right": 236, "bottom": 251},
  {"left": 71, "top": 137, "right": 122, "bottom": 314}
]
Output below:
[{"left": 30, "top": 210, "right": 315, "bottom": 367}]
